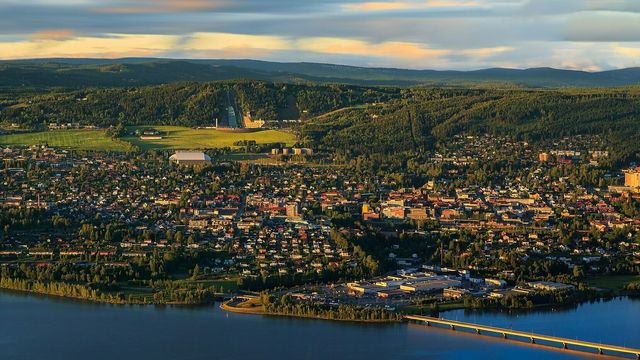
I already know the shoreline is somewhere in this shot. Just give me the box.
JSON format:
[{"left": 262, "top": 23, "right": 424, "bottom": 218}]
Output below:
[
  {"left": 220, "top": 298, "right": 403, "bottom": 324},
  {"left": 3, "top": 284, "right": 636, "bottom": 325},
  {"left": 0, "top": 285, "right": 222, "bottom": 306}
]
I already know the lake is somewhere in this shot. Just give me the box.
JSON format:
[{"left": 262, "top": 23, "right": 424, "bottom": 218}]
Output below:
[{"left": 1, "top": 291, "right": 639, "bottom": 360}]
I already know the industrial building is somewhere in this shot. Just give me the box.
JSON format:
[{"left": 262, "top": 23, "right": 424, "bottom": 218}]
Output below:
[
  {"left": 624, "top": 168, "right": 640, "bottom": 188},
  {"left": 169, "top": 151, "right": 212, "bottom": 165},
  {"left": 400, "top": 278, "right": 462, "bottom": 293}
]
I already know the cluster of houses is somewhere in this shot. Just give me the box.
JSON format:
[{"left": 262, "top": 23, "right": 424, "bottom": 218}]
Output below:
[
  {"left": 1, "top": 133, "right": 639, "bottom": 283},
  {"left": 270, "top": 147, "right": 314, "bottom": 156},
  {"left": 0, "top": 146, "right": 356, "bottom": 277},
  {"left": 48, "top": 123, "right": 97, "bottom": 130}
]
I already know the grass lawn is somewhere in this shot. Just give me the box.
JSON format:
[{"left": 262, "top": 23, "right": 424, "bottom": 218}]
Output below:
[
  {"left": 174, "top": 277, "right": 239, "bottom": 292},
  {"left": 115, "top": 286, "right": 155, "bottom": 302},
  {"left": 219, "top": 153, "right": 270, "bottom": 161},
  {"left": 235, "top": 297, "right": 262, "bottom": 309},
  {"left": 124, "top": 126, "right": 297, "bottom": 151},
  {"left": 0, "top": 130, "right": 134, "bottom": 152},
  {"left": 108, "top": 277, "right": 239, "bottom": 302},
  {"left": 586, "top": 275, "right": 640, "bottom": 291}
]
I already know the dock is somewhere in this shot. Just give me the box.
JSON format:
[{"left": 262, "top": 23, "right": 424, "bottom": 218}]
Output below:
[{"left": 406, "top": 315, "right": 640, "bottom": 359}]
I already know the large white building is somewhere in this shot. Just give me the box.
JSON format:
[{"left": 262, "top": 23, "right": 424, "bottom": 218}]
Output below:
[{"left": 169, "top": 151, "right": 211, "bottom": 165}]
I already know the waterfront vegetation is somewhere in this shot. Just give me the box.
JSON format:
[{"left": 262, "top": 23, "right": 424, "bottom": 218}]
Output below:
[
  {"left": 400, "top": 288, "right": 604, "bottom": 315},
  {"left": 625, "top": 281, "right": 640, "bottom": 296},
  {"left": 259, "top": 293, "right": 402, "bottom": 322},
  {"left": 0, "top": 276, "right": 229, "bottom": 305},
  {"left": 461, "top": 288, "right": 601, "bottom": 310},
  {"left": 0, "top": 277, "right": 125, "bottom": 303},
  {"left": 587, "top": 275, "right": 640, "bottom": 291},
  {"left": 0, "top": 258, "right": 238, "bottom": 305},
  {"left": 400, "top": 301, "right": 466, "bottom": 314}
]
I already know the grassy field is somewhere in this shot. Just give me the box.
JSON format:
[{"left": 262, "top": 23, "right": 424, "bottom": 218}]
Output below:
[
  {"left": 0, "top": 130, "right": 134, "bottom": 152},
  {"left": 218, "top": 153, "right": 270, "bottom": 161},
  {"left": 172, "top": 277, "right": 239, "bottom": 292},
  {"left": 0, "top": 126, "right": 296, "bottom": 152},
  {"left": 586, "top": 275, "right": 640, "bottom": 291},
  {"left": 125, "top": 126, "right": 297, "bottom": 150}
]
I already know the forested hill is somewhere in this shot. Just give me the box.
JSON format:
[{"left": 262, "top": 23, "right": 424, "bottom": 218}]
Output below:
[
  {"left": 0, "top": 61, "right": 287, "bottom": 88},
  {"left": 300, "top": 87, "right": 640, "bottom": 166},
  {"left": 3, "top": 77, "right": 640, "bottom": 167},
  {"left": 0, "top": 81, "right": 398, "bottom": 128},
  {"left": 2, "top": 59, "right": 640, "bottom": 88}
]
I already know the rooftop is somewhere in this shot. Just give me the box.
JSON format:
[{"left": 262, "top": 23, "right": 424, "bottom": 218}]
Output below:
[{"left": 169, "top": 151, "right": 211, "bottom": 161}]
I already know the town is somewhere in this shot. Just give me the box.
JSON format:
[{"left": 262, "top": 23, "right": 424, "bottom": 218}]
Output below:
[
  {"left": 4, "top": 3, "right": 640, "bottom": 360},
  {"left": 1, "top": 133, "right": 639, "bottom": 311}
]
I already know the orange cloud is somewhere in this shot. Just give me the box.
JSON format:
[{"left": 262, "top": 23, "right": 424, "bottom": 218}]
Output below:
[
  {"left": 180, "top": 32, "right": 297, "bottom": 59},
  {"left": 343, "top": 2, "right": 412, "bottom": 11},
  {"left": 299, "top": 37, "right": 449, "bottom": 60},
  {"left": 185, "top": 32, "right": 293, "bottom": 53},
  {"left": 615, "top": 46, "right": 640, "bottom": 57},
  {"left": 460, "top": 46, "right": 513, "bottom": 57},
  {"left": 31, "top": 30, "right": 76, "bottom": 41},
  {"left": 343, "top": 0, "right": 483, "bottom": 11},
  {"left": 0, "top": 34, "right": 180, "bottom": 59},
  {"left": 96, "top": 0, "right": 227, "bottom": 14},
  {"left": 426, "top": 1, "right": 481, "bottom": 8}
]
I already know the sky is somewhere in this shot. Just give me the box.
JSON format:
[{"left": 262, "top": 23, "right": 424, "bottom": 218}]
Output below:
[{"left": 1, "top": 0, "right": 640, "bottom": 70}]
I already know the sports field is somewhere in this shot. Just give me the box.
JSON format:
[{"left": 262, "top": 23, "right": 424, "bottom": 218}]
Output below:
[
  {"left": 0, "top": 130, "right": 134, "bottom": 152},
  {"left": 125, "top": 126, "right": 296, "bottom": 150}
]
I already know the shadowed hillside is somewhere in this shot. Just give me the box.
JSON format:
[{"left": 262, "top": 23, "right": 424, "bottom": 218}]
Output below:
[{"left": 2, "top": 59, "right": 640, "bottom": 88}]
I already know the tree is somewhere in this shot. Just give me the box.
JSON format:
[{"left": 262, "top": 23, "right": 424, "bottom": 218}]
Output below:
[
  {"left": 175, "top": 231, "right": 184, "bottom": 245},
  {"left": 191, "top": 264, "right": 201, "bottom": 280}
]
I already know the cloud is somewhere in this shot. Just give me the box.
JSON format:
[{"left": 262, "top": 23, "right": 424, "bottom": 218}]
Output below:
[
  {"left": 183, "top": 33, "right": 451, "bottom": 63},
  {"left": 459, "top": 46, "right": 513, "bottom": 57},
  {"left": 614, "top": 46, "right": 640, "bottom": 57},
  {"left": 0, "top": 33, "right": 180, "bottom": 59},
  {"left": 584, "top": 0, "right": 640, "bottom": 13},
  {"left": 343, "top": 2, "right": 413, "bottom": 11},
  {"left": 299, "top": 37, "right": 450, "bottom": 61},
  {"left": 343, "top": 0, "right": 485, "bottom": 11},
  {"left": 183, "top": 32, "right": 293, "bottom": 58},
  {"left": 0, "top": 0, "right": 639, "bottom": 70},
  {"left": 94, "top": 0, "right": 229, "bottom": 14},
  {"left": 562, "top": 12, "right": 640, "bottom": 42},
  {"left": 31, "top": 29, "right": 76, "bottom": 41}
]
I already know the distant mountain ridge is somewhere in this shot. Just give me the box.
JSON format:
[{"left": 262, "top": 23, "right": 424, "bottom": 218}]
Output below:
[{"left": 2, "top": 58, "right": 640, "bottom": 88}]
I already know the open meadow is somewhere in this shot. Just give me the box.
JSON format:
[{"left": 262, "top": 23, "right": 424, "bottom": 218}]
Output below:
[
  {"left": 0, "top": 126, "right": 297, "bottom": 152},
  {"left": 0, "top": 129, "right": 135, "bottom": 152},
  {"left": 125, "top": 126, "right": 297, "bottom": 150}
]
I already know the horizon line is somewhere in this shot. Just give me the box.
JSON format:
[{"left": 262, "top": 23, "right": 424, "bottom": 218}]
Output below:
[{"left": 2, "top": 57, "right": 639, "bottom": 74}]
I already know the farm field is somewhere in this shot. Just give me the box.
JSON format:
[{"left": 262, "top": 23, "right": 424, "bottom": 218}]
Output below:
[
  {"left": 0, "top": 130, "right": 135, "bottom": 152},
  {"left": 125, "top": 126, "right": 297, "bottom": 150}
]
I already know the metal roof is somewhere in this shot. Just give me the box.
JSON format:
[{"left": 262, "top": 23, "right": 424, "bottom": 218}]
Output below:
[{"left": 169, "top": 151, "right": 211, "bottom": 161}]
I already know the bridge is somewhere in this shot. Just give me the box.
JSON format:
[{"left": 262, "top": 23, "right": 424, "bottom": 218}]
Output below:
[{"left": 405, "top": 315, "right": 640, "bottom": 359}]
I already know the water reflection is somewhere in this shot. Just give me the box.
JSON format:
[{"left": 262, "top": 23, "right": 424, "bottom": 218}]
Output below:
[{"left": 1, "top": 291, "right": 638, "bottom": 360}]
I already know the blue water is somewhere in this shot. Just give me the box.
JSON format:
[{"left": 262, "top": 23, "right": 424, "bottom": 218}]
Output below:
[{"left": 1, "top": 291, "right": 638, "bottom": 360}]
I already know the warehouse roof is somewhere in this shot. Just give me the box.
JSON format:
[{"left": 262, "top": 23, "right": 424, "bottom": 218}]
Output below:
[{"left": 169, "top": 151, "right": 211, "bottom": 161}]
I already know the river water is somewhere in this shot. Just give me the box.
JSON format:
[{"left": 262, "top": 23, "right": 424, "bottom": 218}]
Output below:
[{"left": 1, "top": 291, "right": 639, "bottom": 360}]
